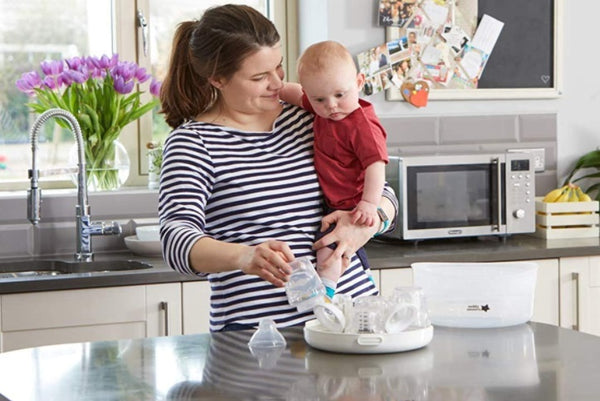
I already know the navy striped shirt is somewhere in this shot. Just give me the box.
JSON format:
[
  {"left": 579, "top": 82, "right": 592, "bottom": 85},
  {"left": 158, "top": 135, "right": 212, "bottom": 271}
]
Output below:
[{"left": 158, "top": 103, "right": 390, "bottom": 331}]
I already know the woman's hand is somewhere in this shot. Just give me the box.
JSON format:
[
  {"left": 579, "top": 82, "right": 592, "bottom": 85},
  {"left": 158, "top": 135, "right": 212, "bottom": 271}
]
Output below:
[
  {"left": 313, "top": 210, "right": 378, "bottom": 271},
  {"left": 238, "top": 240, "right": 295, "bottom": 288}
]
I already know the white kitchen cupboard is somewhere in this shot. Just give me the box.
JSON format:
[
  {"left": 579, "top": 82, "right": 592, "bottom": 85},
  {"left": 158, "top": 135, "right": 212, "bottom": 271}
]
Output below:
[
  {"left": 378, "top": 267, "right": 413, "bottom": 297},
  {"left": 0, "top": 283, "right": 182, "bottom": 352},
  {"left": 376, "top": 258, "right": 560, "bottom": 326},
  {"left": 181, "top": 281, "right": 211, "bottom": 334},
  {"left": 559, "top": 256, "right": 600, "bottom": 336}
]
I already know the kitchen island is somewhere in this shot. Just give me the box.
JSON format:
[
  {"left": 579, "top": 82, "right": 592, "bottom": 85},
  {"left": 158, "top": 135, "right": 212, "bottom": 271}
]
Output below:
[{"left": 0, "top": 322, "right": 599, "bottom": 400}]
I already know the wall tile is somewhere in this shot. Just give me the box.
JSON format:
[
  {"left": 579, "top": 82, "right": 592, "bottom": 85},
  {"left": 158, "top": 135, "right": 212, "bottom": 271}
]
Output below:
[
  {"left": 0, "top": 225, "right": 31, "bottom": 257},
  {"left": 380, "top": 117, "right": 437, "bottom": 147},
  {"left": 440, "top": 115, "right": 518, "bottom": 144},
  {"left": 519, "top": 114, "right": 557, "bottom": 141}
]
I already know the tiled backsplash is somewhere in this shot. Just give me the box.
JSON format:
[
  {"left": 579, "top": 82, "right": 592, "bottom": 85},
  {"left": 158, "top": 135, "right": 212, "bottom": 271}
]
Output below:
[
  {"left": 0, "top": 113, "right": 557, "bottom": 259},
  {"left": 381, "top": 113, "right": 557, "bottom": 196},
  {"left": 0, "top": 190, "right": 159, "bottom": 258}
]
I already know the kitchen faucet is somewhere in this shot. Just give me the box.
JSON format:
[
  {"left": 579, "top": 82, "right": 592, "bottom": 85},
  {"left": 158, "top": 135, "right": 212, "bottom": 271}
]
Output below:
[{"left": 27, "top": 108, "right": 121, "bottom": 261}]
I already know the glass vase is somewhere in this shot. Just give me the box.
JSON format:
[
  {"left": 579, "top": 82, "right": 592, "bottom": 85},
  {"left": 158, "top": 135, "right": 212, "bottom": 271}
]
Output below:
[{"left": 70, "top": 139, "right": 130, "bottom": 191}]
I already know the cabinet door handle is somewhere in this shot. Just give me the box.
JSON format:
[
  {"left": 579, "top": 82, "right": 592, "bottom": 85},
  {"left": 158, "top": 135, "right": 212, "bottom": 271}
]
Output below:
[
  {"left": 159, "top": 301, "right": 169, "bottom": 336},
  {"left": 571, "top": 272, "right": 580, "bottom": 331}
]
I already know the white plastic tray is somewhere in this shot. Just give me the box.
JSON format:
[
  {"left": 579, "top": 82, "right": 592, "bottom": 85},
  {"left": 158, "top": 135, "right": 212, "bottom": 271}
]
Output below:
[{"left": 303, "top": 320, "right": 433, "bottom": 354}]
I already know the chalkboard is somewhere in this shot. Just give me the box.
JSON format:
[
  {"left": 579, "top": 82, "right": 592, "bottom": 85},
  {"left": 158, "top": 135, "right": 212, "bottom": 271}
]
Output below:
[
  {"left": 385, "top": 0, "right": 561, "bottom": 100},
  {"left": 477, "top": 0, "right": 554, "bottom": 89}
]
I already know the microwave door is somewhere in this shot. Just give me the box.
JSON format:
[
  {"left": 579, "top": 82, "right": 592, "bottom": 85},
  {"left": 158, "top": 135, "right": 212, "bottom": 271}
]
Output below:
[{"left": 405, "top": 163, "right": 501, "bottom": 239}]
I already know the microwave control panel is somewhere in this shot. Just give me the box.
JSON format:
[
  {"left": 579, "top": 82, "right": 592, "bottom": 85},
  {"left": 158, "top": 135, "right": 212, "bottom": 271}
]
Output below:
[{"left": 505, "top": 153, "right": 535, "bottom": 233}]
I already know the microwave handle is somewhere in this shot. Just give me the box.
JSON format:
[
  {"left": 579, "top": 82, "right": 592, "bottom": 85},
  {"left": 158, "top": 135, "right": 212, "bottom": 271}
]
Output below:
[{"left": 491, "top": 157, "right": 501, "bottom": 231}]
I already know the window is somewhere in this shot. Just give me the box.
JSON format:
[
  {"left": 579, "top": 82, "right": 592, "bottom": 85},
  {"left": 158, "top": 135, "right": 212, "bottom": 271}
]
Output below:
[
  {"left": 0, "top": 0, "right": 112, "bottom": 190},
  {"left": 0, "top": 0, "right": 295, "bottom": 191}
]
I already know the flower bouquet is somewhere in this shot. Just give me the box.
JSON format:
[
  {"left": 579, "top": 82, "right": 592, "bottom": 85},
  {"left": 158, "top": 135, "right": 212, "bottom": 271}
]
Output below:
[{"left": 16, "top": 54, "right": 161, "bottom": 190}]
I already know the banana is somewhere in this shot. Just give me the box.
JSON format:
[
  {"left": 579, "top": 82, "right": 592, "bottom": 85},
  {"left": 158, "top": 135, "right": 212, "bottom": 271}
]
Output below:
[
  {"left": 568, "top": 186, "right": 580, "bottom": 202},
  {"left": 555, "top": 187, "right": 571, "bottom": 202},
  {"left": 542, "top": 185, "right": 568, "bottom": 202},
  {"left": 575, "top": 186, "right": 593, "bottom": 202}
]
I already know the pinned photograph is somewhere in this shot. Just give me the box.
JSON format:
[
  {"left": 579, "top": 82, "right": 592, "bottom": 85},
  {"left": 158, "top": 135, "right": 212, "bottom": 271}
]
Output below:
[
  {"left": 391, "top": 58, "right": 412, "bottom": 87},
  {"left": 459, "top": 44, "right": 488, "bottom": 82},
  {"left": 379, "top": 69, "right": 395, "bottom": 90},
  {"left": 387, "top": 37, "right": 408, "bottom": 56},
  {"left": 356, "top": 43, "right": 391, "bottom": 96},
  {"left": 441, "top": 24, "right": 470, "bottom": 55},
  {"left": 406, "top": 28, "right": 422, "bottom": 56},
  {"left": 362, "top": 74, "right": 383, "bottom": 96},
  {"left": 424, "top": 62, "right": 453, "bottom": 85},
  {"left": 378, "top": 0, "right": 419, "bottom": 27}
]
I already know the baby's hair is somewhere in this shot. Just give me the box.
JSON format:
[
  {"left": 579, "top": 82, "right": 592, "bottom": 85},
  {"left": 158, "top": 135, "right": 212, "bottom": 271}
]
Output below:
[{"left": 297, "top": 40, "right": 357, "bottom": 78}]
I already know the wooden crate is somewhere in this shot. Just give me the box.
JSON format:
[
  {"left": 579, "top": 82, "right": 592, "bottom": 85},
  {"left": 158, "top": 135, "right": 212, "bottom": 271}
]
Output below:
[{"left": 534, "top": 197, "right": 599, "bottom": 239}]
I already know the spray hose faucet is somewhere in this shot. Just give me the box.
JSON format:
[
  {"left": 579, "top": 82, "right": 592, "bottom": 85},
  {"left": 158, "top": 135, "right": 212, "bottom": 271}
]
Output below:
[{"left": 27, "top": 108, "right": 121, "bottom": 261}]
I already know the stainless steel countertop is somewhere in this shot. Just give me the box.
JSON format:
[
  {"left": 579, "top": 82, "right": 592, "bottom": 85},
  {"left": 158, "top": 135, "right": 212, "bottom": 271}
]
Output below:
[
  {"left": 0, "top": 234, "right": 598, "bottom": 294},
  {"left": 0, "top": 322, "right": 598, "bottom": 400}
]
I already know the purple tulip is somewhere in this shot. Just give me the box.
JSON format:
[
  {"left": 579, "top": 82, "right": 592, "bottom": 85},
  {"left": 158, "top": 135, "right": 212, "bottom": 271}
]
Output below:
[
  {"left": 115, "top": 62, "right": 138, "bottom": 81},
  {"left": 40, "top": 60, "right": 64, "bottom": 76},
  {"left": 65, "top": 56, "right": 84, "bottom": 71},
  {"left": 135, "top": 67, "right": 151, "bottom": 83},
  {"left": 150, "top": 78, "right": 162, "bottom": 97},
  {"left": 58, "top": 71, "right": 73, "bottom": 87},
  {"left": 65, "top": 69, "right": 88, "bottom": 84},
  {"left": 109, "top": 54, "right": 119, "bottom": 68},
  {"left": 42, "top": 76, "right": 59, "bottom": 90},
  {"left": 16, "top": 71, "right": 42, "bottom": 94},
  {"left": 113, "top": 76, "right": 134, "bottom": 94}
]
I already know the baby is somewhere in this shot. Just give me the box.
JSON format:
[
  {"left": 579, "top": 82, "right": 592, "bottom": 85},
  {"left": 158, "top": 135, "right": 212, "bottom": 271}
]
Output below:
[{"left": 280, "top": 40, "right": 389, "bottom": 298}]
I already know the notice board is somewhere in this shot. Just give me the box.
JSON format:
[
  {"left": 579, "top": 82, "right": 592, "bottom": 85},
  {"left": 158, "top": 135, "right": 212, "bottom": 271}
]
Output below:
[{"left": 385, "top": 0, "right": 562, "bottom": 100}]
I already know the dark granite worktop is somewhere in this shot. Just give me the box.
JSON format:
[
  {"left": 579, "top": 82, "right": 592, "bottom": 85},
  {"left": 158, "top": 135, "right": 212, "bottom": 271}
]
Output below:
[
  {"left": 366, "top": 234, "right": 600, "bottom": 268},
  {"left": 0, "top": 234, "right": 598, "bottom": 294}
]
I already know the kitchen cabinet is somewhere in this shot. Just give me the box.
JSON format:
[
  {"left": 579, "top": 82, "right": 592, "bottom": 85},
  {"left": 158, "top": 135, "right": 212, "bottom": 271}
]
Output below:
[
  {"left": 0, "top": 283, "right": 182, "bottom": 352},
  {"left": 559, "top": 256, "right": 600, "bottom": 336},
  {"left": 181, "top": 281, "right": 211, "bottom": 334},
  {"left": 375, "top": 258, "right": 560, "bottom": 326}
]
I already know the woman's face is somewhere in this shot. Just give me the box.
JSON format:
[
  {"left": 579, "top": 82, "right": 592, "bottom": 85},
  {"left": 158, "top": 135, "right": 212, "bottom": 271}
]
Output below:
[{"left": 212, "top": 44, "right": 284, "bottom": 116}]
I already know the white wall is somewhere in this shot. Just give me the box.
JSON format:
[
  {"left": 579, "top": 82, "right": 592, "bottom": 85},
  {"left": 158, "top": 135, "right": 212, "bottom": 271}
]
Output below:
[{"left": 298, "top": 0, "right": 600, "bottom": 182}]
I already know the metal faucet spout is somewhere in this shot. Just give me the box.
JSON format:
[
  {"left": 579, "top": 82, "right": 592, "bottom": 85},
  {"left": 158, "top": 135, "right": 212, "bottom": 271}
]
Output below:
[{"left": 27, "top": 108, "right": 122, "bottom": 261}]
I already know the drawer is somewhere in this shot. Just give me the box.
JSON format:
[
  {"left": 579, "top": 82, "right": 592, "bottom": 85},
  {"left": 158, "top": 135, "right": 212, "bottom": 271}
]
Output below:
[{"left": 1, "top": 286, "right": 146, "bottom": 331}]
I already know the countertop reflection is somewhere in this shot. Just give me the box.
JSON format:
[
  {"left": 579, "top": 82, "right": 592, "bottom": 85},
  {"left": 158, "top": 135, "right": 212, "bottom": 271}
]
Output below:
[{"left": 0, "top": 322, "right": 599, "bottom": 401}]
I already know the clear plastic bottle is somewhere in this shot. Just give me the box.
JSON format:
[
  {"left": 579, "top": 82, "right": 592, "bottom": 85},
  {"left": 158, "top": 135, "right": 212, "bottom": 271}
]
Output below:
[{"left": 285, "top": 257, "right": 326, "bottom": 312}]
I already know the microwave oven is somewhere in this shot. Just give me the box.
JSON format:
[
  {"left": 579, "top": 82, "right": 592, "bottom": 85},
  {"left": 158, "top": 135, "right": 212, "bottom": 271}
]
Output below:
[{"left": 384, "top": 153, "right": 535, "bottom": 240}]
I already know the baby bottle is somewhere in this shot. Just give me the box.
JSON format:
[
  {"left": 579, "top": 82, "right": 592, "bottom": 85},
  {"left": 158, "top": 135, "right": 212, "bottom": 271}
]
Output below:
[{"left": 285, "top": 257, "right": 327, "bottom": 312}]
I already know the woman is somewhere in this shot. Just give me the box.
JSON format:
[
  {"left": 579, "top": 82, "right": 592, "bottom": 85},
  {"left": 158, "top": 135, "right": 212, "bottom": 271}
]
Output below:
[{"left": 159, "top": 4, "right": 397, "bottom": 331}]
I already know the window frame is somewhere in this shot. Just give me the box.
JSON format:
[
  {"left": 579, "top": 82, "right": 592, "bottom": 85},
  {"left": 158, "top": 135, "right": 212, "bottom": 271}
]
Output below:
[
  {"left": 0, "top": 0, "right": 298, "bottom": 192},
  {"left": 126, "top": 0, "right": 298, "bottom": 187}
]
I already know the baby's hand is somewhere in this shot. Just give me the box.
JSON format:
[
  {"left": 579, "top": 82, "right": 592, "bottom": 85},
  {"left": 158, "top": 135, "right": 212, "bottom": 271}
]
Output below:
[
  {"left": 351, "top": 200, "right": 378, "bottom": 226},
  {"left": 318, "top": 262, "right": 343, "bottom": 283}
]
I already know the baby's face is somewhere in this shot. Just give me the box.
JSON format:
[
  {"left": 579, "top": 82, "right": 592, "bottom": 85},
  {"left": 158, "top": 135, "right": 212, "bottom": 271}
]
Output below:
[{"left": 300, "top": 62, "right": 363, "bottom": 121}]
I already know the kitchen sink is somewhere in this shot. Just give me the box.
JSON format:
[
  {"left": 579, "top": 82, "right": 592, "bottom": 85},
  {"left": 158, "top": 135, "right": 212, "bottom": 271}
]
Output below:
[{"left": 0, "top": 259, "right": 153, "bottom": 279}]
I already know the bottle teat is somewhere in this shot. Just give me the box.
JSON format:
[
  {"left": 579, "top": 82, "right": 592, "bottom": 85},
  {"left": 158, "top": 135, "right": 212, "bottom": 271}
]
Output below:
[
  {"left": 248, "top": 319, "right": 286, "bottom": 348},
  {"left": 248, "top": 319, "right": 287, "bottom": 369}
]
